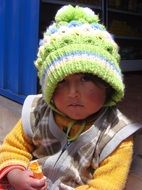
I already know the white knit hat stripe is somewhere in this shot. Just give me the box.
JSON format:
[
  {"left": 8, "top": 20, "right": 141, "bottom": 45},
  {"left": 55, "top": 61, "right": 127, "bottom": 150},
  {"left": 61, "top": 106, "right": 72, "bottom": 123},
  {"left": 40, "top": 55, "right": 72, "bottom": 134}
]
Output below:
[{"left": 42, "top": 52, "right": 121, "bottom": 86}]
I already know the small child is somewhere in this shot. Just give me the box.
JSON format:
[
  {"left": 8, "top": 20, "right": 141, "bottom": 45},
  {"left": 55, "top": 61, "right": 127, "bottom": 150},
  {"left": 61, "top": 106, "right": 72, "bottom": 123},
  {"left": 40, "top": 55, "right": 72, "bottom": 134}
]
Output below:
[{"left": 0, "top": 4, "right": 141, "bottom": 190}]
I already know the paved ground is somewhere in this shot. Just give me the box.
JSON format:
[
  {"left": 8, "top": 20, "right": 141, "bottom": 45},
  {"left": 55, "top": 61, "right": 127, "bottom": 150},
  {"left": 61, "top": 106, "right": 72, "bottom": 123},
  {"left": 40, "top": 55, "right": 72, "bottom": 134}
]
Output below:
[{"left": 0, "top": 95, "right": 22, "bottom": 144}]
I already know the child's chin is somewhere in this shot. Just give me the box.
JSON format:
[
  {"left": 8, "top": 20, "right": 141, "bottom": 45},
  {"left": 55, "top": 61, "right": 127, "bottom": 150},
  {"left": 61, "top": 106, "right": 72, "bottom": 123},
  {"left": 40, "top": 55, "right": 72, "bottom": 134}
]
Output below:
[{"left": 66, "top": 114, "right": 87, "bottom": 120}]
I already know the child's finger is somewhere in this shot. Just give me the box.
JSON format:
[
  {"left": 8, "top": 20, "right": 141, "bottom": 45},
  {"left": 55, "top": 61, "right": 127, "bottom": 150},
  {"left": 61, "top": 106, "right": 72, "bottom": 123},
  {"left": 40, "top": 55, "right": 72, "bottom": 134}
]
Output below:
[
  {"left": 31, "top": 177, "right": 47, "bottom": 188},
  {"left": 40, "top": 181, "right": 48, "bottom": 190}
]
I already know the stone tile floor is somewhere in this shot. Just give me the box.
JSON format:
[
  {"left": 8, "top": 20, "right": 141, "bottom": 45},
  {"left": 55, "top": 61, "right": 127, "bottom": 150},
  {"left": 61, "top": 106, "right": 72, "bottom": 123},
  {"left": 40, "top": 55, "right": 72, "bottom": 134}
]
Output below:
[
  {"left": 0, "top": 95, "right": 22, "bottom": 144},
  {"left": 0, "top": 71, "right": 142, "bottom": 189}
]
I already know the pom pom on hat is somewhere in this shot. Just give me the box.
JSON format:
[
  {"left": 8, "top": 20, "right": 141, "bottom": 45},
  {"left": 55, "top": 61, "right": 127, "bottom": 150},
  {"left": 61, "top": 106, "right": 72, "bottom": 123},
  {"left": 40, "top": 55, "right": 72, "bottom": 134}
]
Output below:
[
  {"left": 35, "top": 4, "right": 125, "bottom": 107},
  {"left": 55, "top": 5, "right": 99, "bottom": 23}
]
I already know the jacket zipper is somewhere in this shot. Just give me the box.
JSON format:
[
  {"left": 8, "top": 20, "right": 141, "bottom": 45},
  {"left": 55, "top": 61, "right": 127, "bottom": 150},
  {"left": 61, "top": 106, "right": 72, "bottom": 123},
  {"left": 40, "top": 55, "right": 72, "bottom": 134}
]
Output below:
[{"left": 53, "top": 140, "right": 71, "bottom": 167}]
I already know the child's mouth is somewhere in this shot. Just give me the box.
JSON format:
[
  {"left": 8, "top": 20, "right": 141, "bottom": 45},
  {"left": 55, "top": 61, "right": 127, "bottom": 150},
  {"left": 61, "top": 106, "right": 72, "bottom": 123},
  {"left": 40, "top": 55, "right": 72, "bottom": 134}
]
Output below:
[{"left": 68, "top": 104, "right": 83, "bottom": 107}]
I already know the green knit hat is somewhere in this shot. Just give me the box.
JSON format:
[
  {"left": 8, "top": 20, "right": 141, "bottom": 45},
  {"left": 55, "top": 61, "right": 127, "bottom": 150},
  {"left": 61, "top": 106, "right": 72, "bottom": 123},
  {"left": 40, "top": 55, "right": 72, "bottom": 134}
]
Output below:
[{"left": 35, "top": 5, "right": 125, "bottom": 106}]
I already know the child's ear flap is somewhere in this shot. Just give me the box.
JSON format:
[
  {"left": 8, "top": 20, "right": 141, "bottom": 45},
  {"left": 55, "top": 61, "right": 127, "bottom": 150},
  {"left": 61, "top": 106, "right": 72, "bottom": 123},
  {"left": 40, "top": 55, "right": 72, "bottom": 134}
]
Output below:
[{"left": 105, "top": 86, "right": 114, "bottom": 103}]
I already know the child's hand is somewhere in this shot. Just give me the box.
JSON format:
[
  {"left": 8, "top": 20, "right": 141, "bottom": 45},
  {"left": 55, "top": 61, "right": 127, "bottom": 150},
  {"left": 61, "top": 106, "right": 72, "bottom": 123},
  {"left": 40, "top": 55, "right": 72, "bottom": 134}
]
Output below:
[{"left": 7, "top": 169, "right": 47, "bottom": 190}]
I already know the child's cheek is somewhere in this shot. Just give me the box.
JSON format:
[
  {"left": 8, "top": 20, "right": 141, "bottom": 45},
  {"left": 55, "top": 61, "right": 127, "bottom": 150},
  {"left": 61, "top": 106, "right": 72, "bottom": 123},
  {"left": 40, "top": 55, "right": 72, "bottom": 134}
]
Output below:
[{"left": 85, "top": 87, "right": 106, "bottom": 103}]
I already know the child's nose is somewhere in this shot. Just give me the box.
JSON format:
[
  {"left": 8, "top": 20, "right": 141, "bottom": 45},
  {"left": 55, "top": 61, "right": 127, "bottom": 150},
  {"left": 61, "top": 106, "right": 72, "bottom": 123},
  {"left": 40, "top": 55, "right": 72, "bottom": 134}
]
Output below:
[{"left": 68, "top": 84, "right": 79, "bottom": 98}]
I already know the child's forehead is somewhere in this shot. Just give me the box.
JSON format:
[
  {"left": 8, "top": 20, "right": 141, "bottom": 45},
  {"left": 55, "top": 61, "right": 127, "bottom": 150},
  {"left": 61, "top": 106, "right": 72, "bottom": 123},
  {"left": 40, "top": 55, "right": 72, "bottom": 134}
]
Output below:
[{"left": 62, "top": 73, "right": 109, "bottom": 88}]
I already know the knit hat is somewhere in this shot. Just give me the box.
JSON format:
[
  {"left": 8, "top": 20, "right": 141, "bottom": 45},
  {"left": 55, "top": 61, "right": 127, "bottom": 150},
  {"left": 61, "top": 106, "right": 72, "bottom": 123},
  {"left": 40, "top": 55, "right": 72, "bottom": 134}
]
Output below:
[{"left": 35, "top": 4, "right": 125, "bottom": 106}]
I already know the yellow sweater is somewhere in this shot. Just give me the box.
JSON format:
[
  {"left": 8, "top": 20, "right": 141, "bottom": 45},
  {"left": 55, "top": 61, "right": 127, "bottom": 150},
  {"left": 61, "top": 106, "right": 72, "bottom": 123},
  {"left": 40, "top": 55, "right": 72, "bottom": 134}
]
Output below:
[{"left": 0, "top": 119, "right": 133, "bottom": 190}]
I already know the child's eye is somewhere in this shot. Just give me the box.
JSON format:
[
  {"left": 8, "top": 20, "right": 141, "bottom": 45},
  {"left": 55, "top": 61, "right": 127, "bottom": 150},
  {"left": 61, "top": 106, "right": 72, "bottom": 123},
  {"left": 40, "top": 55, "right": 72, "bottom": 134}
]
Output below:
[
  {"left": 81, "top": 74, "right": 93, "bottom": 82},
  {"left": 58, "top": 79, "right": 66, "bottom": 85},
  {"left": 57, "top": 79, "right": 67, "bottom": 88}
]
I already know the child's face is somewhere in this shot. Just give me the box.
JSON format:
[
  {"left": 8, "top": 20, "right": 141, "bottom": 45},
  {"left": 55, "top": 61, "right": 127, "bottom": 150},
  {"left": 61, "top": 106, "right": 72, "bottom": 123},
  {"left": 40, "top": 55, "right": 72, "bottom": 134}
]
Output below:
[{"left": 53, "top": 73, "right": 107, "bottom": 120}]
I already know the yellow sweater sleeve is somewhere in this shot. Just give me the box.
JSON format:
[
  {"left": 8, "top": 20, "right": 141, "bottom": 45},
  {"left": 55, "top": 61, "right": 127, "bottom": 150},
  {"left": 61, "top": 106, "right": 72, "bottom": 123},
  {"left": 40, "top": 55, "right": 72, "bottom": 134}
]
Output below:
[
  {"left": 75, "top": 136, "right": 133, "bottom": 190},
  {"left": 0, "top": 119, "right": 34, "bottom": 170}
]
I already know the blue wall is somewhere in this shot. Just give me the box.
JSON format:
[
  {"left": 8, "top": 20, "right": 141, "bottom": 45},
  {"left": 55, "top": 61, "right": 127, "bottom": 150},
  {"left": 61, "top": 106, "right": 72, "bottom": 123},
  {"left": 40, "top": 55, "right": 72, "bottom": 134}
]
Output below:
[{"left": 0, "top": 0, "right": 40, "bottom": 104}]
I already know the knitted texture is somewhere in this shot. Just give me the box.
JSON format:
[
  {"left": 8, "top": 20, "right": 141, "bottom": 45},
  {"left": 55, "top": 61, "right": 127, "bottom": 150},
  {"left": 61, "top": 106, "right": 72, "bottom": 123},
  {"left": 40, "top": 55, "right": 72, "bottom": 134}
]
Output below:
[
  {"left": 0, "top": 116, "right": 133, "bottom": 190},
  {"left": 0, "top": 120, "right": 33, "bottom": 171},
  {"left": 34, "top": 5, "right": 125, "bottom": 106}
]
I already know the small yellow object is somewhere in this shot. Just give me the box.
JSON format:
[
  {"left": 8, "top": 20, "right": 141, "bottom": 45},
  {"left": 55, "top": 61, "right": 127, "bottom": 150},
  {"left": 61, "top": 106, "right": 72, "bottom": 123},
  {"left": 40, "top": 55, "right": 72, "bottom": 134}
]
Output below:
[{"left": 29, "top": 160, "right": 44, "bottom": 179}]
